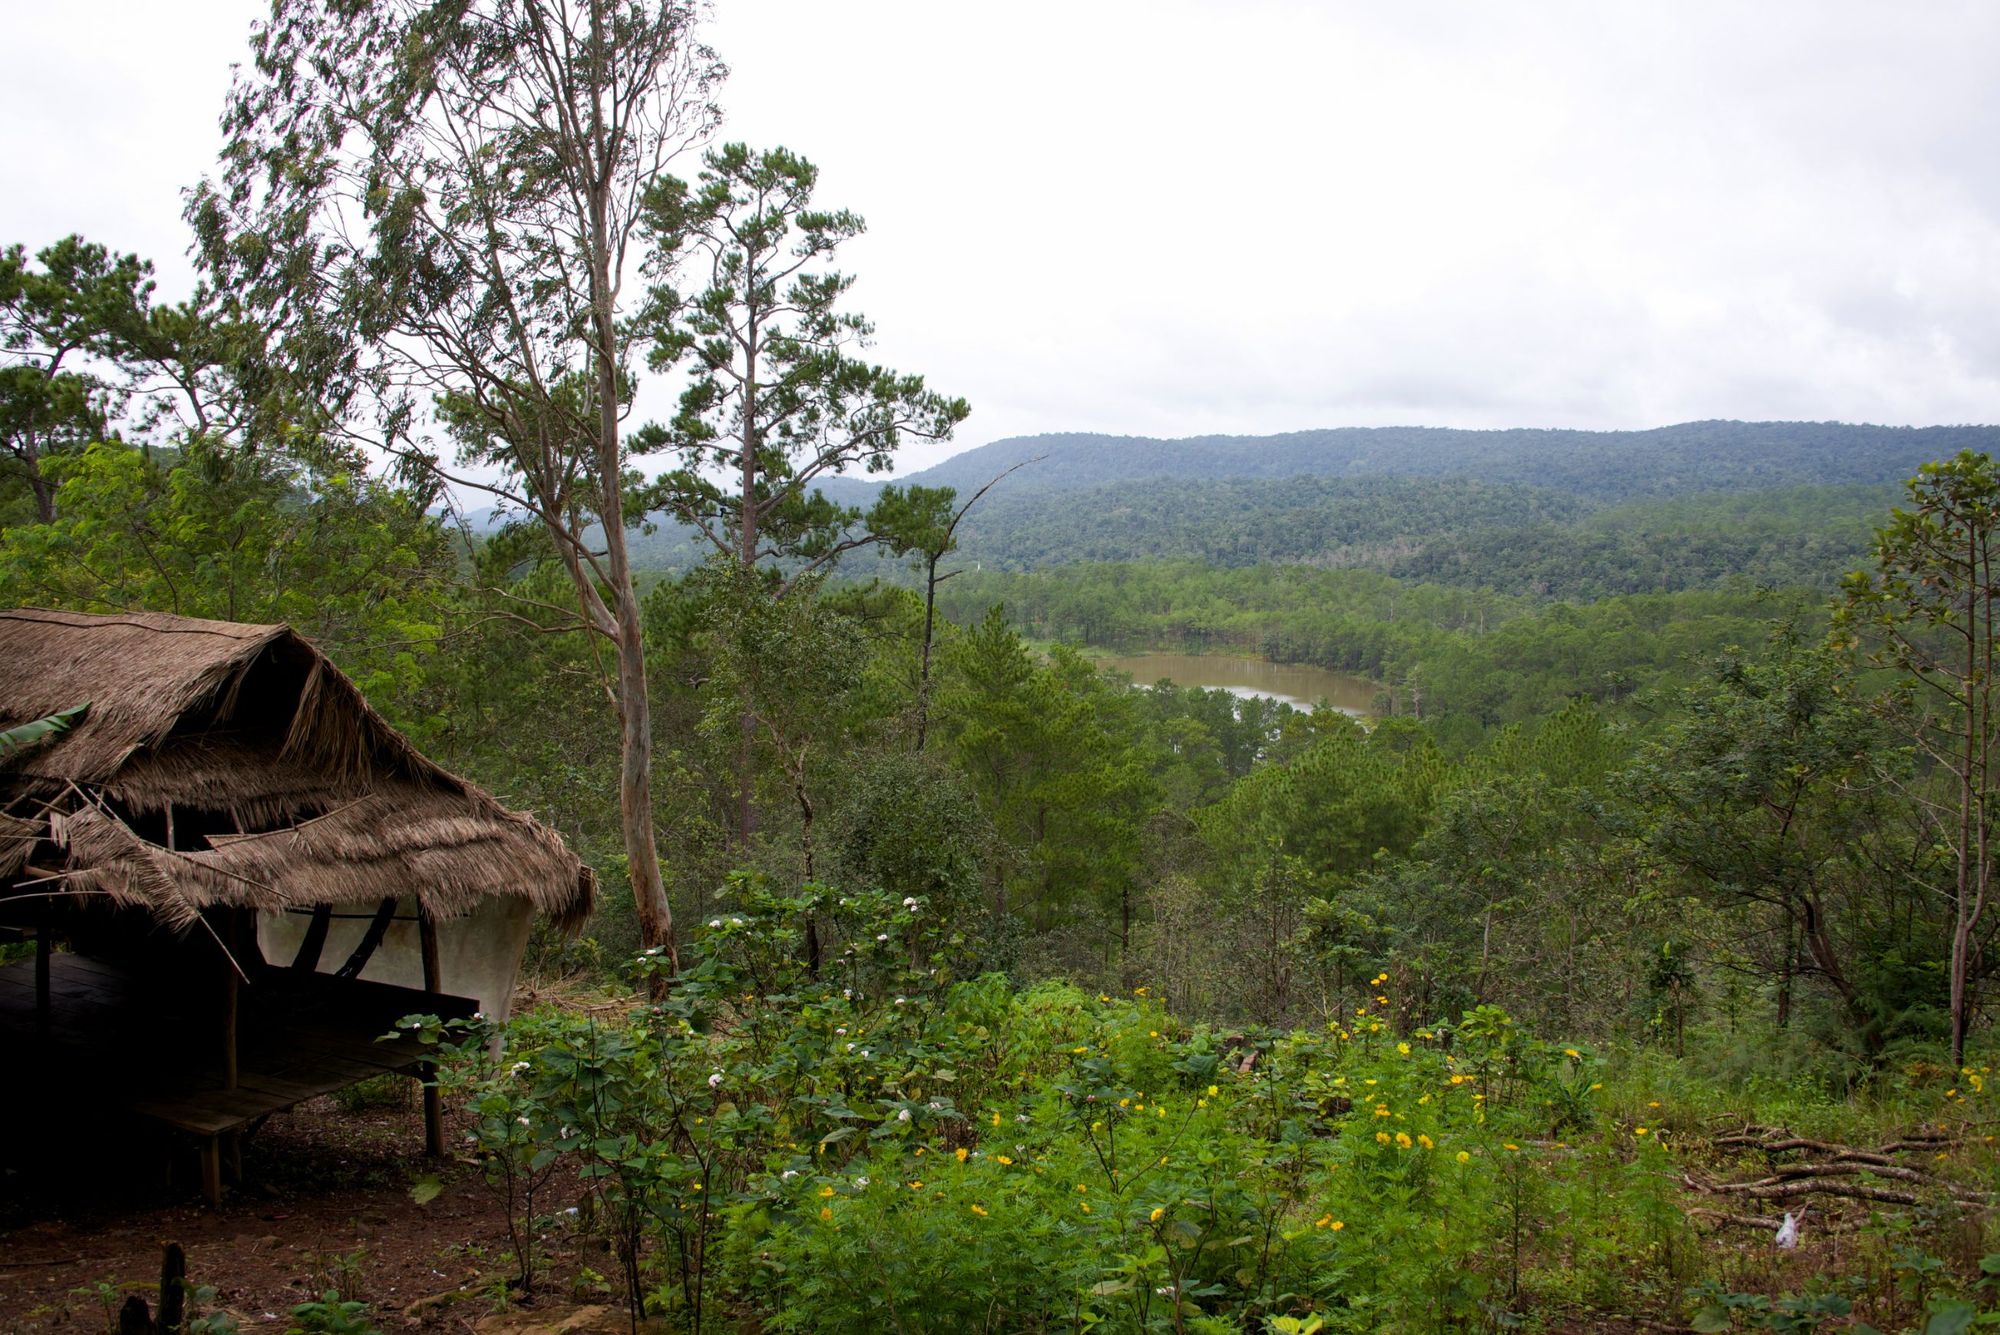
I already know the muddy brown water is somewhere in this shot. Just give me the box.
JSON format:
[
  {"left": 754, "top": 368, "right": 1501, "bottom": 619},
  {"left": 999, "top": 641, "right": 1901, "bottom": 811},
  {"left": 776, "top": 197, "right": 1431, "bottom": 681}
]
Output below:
[{"left": 1095, "top": 652, "right": 1376, "bottom": 716}]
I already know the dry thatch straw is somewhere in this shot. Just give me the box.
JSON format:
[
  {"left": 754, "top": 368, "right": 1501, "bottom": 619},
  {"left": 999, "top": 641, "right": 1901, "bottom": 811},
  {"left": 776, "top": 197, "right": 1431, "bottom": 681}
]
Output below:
[{"left": 1, "top": 608, "right": 593, "bottom": 930}]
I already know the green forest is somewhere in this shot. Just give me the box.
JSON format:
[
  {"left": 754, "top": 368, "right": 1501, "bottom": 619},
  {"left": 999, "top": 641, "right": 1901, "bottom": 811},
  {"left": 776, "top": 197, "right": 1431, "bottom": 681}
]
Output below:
[{"left": 8, "top": 4, "right": 2000, "bottom": 1334}]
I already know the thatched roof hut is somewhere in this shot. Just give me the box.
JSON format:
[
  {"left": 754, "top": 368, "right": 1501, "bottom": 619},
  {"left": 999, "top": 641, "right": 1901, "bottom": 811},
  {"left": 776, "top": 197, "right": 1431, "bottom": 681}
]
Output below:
[
  {"left": 0, "top": 607, "right": 593, "bottom": 930},
  {"left": 0, "top": 608, "right": 596, "bottom": 1202}
]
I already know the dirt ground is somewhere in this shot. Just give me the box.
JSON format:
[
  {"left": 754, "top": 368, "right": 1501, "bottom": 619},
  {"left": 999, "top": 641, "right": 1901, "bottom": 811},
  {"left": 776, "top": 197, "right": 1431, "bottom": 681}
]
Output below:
[{"left": 0, "top": 1088, "right": 620, "bottom": 1334}]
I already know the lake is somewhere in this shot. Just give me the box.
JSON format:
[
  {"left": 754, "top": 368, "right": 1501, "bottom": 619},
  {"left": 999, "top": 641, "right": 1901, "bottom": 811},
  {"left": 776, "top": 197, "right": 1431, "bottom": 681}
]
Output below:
[{"left": 1095, "top": 652, "right": 1377, "bottom": 716}]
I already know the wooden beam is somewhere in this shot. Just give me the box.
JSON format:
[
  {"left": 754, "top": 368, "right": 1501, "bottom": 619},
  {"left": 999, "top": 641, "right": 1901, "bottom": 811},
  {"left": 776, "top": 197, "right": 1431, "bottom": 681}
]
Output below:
[
  {"left": 290, "top": 904, "right": 334, "bottom": 972},
  {"left": 332, "top": 897, "right": 398, "bottom": 979},
  {"left": 222, "top": 914, "right": 239, "bottom": 1093},
  {"left": 34, "top": 899, "right": 50, "bottom": 1043},
  {"left": 417, "top": 900, "right": 444, "bottom": 1158}
]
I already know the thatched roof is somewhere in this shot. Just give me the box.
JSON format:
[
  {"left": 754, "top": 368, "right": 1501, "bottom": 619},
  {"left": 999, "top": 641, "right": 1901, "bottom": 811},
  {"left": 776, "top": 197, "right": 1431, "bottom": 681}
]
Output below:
[{"left": 0, "top": 608, "right": 594, "bottom": 929}]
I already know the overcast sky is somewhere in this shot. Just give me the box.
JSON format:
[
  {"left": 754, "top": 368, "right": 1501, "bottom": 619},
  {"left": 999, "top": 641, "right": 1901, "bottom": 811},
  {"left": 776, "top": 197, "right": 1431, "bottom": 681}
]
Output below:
[{"left": 6, "top": 1, "right": 1997, "bottom": 472}]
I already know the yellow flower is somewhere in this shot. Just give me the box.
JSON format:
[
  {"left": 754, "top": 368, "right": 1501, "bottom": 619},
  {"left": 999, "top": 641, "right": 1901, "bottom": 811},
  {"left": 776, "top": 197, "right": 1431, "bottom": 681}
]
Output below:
[
  {"left": 910, "top": 1181, "right": 924, "bottom": 1189},
  {"left": 1072, "top": 1046, "right": 1088, "bottom": 1055},
  {"left": 991, "top": 1111, "right": 1002, "bottom": 1126},
  {"left": 1418, "top": 1134, "right": 1434, "bottom": 1150},
  {"left": 1588, "top": 1082, "right": 1602, "bottom": 1091},
  {"left": 1314, "top": 1213, "right": 1332, "bottom": 1228},
  {"left": 1376, "top": 1131, "right": 1391, "bottom": 1145},
  {"left": 1148, "top": 1030, "right": 1159, "bottom": 1039},
  {"left": 1397, "top": 1042, "right": 1411, "bottom": 1056},
  {"left": 818, "top": 1186, "right": 835, "bottom": 1198},
  {"left": 1080, "top": 1202, "right": 1091, "bottom": 1213},
  {"left": 1207, "top": 1085, "right": 1219, "bottom": 1097},
  {"left": 1076, "top": 1183, "right": 1088, "bottom": 1193},
  {"left": 956, "top": 1147, "right": 969, "bottom": 1162},
  {"left": 970, "top": 1203, "right": 988, "bottom": 1217},
  {"left": 1455, "top": 1150, "right": 1470, "bottom": 1164},
  {"left": 819, "top": 1206, "right": 833, "bottom": 1221},
  {"left": 1563, "top": 1048, "right": 1580, "bottom": 1059},
  {"left": 1374, "top": 1104, "right": 1390, "bottom": 1117},
  {"left": 996, "top": 1155, "right": 1013, "bottom": 1166},
  {"left": 1395, "top": 1132, "right": 1412, "bottom": 1149},
  {"left": 1134, "top": 986, "right": 1149, "bottom": 996},
  {"left": 1503, "top": 1143, "right": 1519, "bottom": 1151},
  {"left": 1330, "top": 1220, "right": 1345, "bottom": 1230},
  {"left": 1376, "top": 995, "right": 1388, "bottom": 1005},
  {"left": 1449, "top": 1074, "right": 1465, "bottom": 1085},
  {"left": 1634, "top": 1127, "right": 1648, "bottom": 1136},
  {"left": 1119, "top": 1097, "right": 1130, "bottom": 1107},
  {"left": 1150, "top": 1206, "right": 1165, "bottom": 1222}
]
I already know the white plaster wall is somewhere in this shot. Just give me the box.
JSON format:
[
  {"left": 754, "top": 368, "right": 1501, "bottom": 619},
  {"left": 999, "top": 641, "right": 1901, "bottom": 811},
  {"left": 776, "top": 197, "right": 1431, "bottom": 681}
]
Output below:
[{"left": 257, "top": 896, "right": 535, "bottom": 1023}]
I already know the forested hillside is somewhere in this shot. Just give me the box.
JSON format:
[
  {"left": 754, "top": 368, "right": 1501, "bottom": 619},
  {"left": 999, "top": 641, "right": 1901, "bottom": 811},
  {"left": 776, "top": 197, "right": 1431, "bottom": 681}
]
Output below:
[
  {"left": 625, "top": 425, "right": 1946, "bottom": 599},
  {"left": 893, "top": 421, "right": 2000, "bottom": 498}
]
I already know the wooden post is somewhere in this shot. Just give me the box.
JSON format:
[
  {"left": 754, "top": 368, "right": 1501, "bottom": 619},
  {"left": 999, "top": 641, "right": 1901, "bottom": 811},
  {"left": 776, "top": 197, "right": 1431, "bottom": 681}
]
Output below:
[
  {"left": 200, "top": 1138, "right": 222, "bottom": 1210},
  {"left": 417, "top": 901, "right": 444, "bottom": 1158},
  {"left": 34, "top": 898, "right": 50, "bottom": 1043},
  {"left": 222, "top": 909, "right": 239, "bottom": 1092}
]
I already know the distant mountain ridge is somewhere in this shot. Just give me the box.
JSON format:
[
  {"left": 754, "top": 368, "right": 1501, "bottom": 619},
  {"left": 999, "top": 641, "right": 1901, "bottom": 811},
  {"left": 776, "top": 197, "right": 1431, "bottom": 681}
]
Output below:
[
  {"left": 466, "top": 420, "right": 2000, "bottom": 597},
  {"left": 867, "top": 420, "right": 2000, "bottom": 502}
]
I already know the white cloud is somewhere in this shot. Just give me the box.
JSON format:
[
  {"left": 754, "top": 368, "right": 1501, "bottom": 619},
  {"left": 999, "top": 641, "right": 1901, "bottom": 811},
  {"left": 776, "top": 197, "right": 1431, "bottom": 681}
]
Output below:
[{"left": 6, "top": 0, "right": 1996, "bottom": 474}]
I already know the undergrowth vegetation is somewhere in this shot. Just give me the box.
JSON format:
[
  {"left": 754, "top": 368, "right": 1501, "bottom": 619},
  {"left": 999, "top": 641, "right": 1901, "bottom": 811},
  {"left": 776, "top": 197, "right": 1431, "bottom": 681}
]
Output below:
[{"left": 413, "top": 885, "right": 2000, "bottom": 1334}]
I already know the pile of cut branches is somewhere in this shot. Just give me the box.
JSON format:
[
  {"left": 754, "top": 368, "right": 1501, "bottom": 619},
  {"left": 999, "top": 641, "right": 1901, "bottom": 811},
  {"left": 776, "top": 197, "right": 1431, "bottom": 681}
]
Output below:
[{"left": 1681, "top": 1123, "right": 1989, "bottom": 1233}]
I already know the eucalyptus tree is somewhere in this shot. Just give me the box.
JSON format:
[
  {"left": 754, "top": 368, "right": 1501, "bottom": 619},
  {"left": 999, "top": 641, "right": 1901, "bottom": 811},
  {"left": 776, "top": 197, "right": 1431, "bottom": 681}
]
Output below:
[
  {"left": 1839, "top": 451, "right": 2000, "bottom": 1066},
  {"left": 638, "top": 142, "right": 968, "bottom": 837},
  {"left": 190, "top": 0, "right": 725, "bottom": 964}
]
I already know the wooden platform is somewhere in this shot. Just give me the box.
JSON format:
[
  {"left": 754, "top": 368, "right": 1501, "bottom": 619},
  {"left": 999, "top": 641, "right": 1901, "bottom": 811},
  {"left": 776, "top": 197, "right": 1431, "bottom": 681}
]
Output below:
[{"left": 0, "top": 951, "right": 475, "bottom": 1203}]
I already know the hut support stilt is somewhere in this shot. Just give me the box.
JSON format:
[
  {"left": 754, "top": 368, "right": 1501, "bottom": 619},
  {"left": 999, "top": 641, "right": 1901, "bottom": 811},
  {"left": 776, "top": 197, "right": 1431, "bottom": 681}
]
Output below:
[{"left": 418, "top": 902, "right": 444, "bottom": 1158}]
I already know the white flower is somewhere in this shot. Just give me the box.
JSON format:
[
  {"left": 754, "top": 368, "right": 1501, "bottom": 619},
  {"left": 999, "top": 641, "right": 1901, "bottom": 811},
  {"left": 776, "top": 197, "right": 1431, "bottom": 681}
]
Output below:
[
  {"left": 894, "top": 997, "right": 907, "bottom": 1006},
  {"left": 926, "top": 1101, "right": 943, "bottom": 1112},
  {"left": 860, "top": 1049, "right": 871, "bottom": 1059},
  {"left": 516, "top": 1116, "right": 531, "bottom": 1127},
  {"left": 854, "top": 1176, "right": 870, "bottom": 1188},
  {"left": 835, "top": 1027, "right": 847, "bottom": 1035},
  {"left": 709, "top": 918, "right": 722, "bottom": 929},
  {"left": 782, "top": 1169, "right": 799, "bottom": 1180},
  {"left": 731, "top": 916, "right": 746, "bottom": 925},
  {"left": 907, "top": 905, "right": 919, "bottom": 914},
  {"left": 896, "top": 1108, "right": 912, "bottom": 1123},
  {"left": 1016, "top": 1114, "right": 1030, "bottom": 1123},
  {"left": 707, "top": 1071, "right": 724, "bottom": 1089},
  {"left": 510, "top": 1061, "right": 531, "bottom": 1076},
  {"left": 902, "top": 896, "right": 919, "bottom": 907},
  {"left": 876, "top": 933, "right": 889, "bottom": 942},
  {"left": 846, "top": 1043, "right": 857, "bottom": 1052},
  {"left": 843, "top": 989, "right": 853, "bottom": 999}
]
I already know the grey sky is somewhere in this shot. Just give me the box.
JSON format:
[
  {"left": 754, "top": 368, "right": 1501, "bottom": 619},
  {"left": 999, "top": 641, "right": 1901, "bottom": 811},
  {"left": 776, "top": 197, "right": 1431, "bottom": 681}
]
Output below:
[{"left": 6, "top": 1, "right": 1996, "bottom": 472}]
